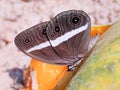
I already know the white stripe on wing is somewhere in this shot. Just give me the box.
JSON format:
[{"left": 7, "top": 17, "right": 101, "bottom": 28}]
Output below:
[{"left": 26, "top": 23, "right": 89, "bottom": 53}]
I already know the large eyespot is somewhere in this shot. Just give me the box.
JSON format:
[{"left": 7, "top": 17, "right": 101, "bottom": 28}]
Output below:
[
  {"left": 71, "top": 16, "right": 80, "bottom": 24},
  {"left": 70, "top": 15, "right": 82, "bottom": 26}
]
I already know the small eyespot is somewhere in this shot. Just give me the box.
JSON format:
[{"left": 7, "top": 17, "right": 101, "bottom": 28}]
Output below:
[
  {"left": 55, "top": 26, "right": 60, "bottom": 32},
  {"left": 24, "top": 38, "right": 30, "bottom": 44}
]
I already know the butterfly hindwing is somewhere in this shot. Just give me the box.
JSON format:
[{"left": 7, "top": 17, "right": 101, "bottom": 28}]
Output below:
[{"left": 14, "top": 22, "right": 66, "bottom": 64}]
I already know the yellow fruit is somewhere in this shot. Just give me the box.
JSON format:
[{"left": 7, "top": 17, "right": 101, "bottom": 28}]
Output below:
[{"left": 67, "top": 21, "right": 120, "bottom": 90}]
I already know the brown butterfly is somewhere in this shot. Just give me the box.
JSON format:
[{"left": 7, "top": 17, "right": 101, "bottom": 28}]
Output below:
[{"left": 14, "top": 10, "right": 97, "bottom": 70}]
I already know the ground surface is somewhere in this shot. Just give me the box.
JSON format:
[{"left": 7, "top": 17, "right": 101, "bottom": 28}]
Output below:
[{"left": 0, "top": 0, "right": 120, "bottom": 90}]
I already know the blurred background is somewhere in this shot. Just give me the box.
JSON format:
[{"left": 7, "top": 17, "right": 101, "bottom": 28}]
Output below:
[{"left": 0, "top": 0, "right": 120, "bottom": 89}]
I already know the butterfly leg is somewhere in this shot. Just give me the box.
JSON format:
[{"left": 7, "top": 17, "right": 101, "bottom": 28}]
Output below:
[{"left": 67, "top": 57, "right": 83, "bottom": 71}]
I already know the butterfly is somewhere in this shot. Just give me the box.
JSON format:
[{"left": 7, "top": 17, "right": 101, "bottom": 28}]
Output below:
[{"left": 14, "top": 10, "right": 97, "bottom": 70}]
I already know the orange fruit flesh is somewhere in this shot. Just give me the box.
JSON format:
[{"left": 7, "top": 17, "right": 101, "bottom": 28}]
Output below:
[
  {"left": 91, "top": 25, "right": 111, "bottom": 37},
  {"left": 28, "top": 25, "right": 111, "bottom": 90},
  {"left": 30, "top": 60, "right": 67, "bottom": 90}
]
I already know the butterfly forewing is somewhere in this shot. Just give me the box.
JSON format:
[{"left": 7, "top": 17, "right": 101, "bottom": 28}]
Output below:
[{"left": 46, "top": 10, "right": 91, "bottom": 65}]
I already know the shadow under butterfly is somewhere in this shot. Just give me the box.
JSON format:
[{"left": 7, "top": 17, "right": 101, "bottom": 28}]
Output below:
[{"left": 14, "top": 10, "right": 98, "bottom": 71}]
